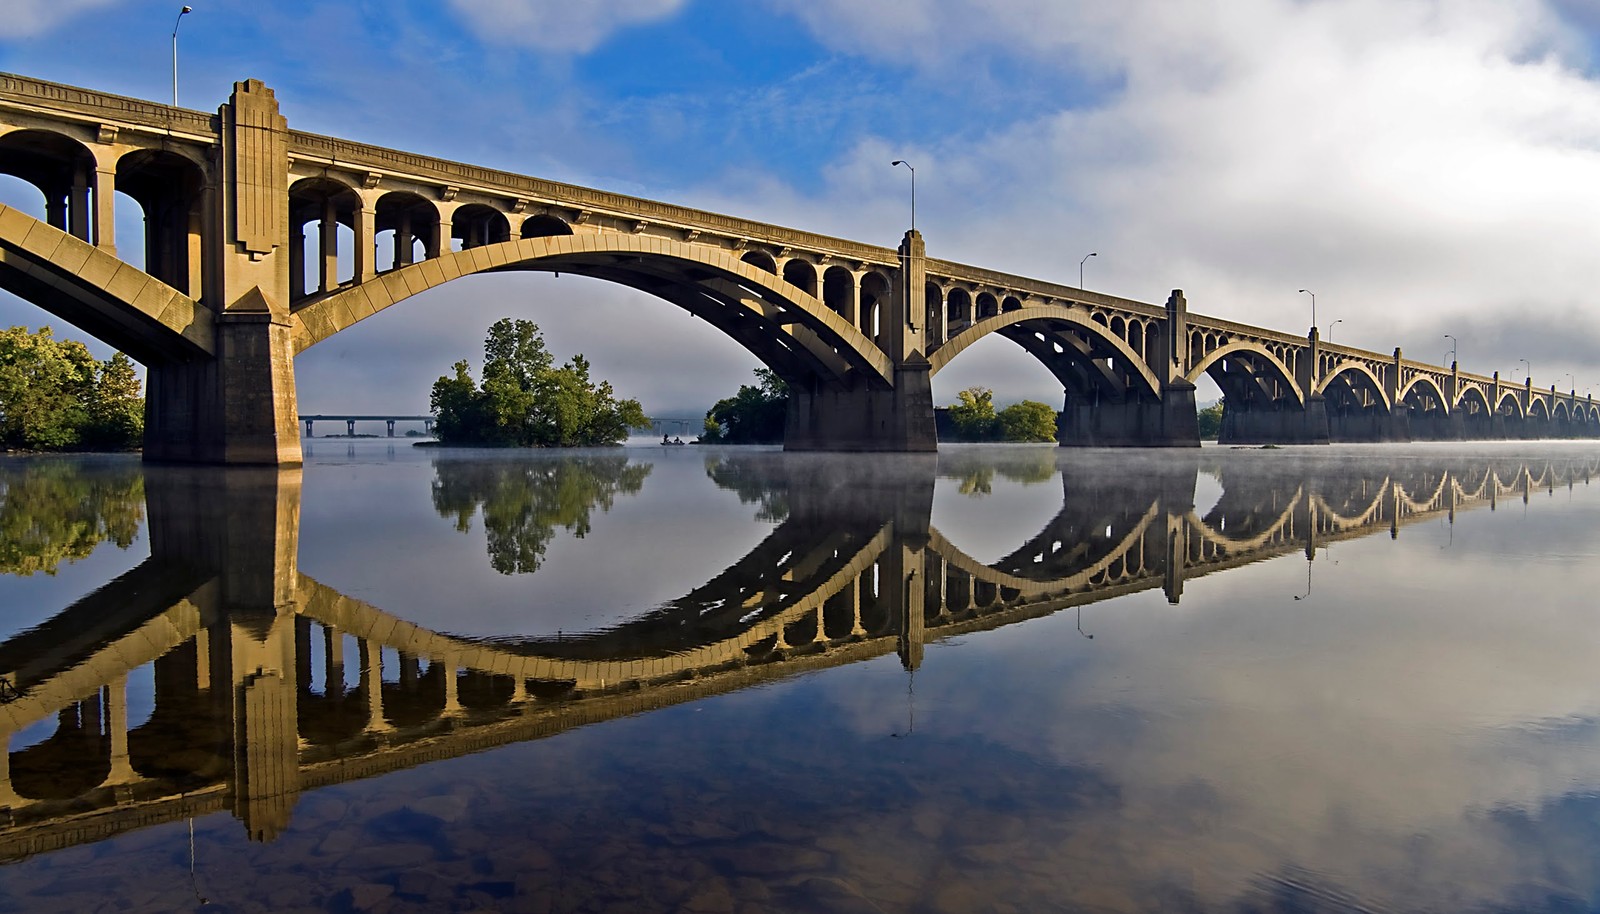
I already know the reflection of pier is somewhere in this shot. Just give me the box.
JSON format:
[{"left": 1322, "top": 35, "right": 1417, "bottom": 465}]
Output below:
[{"left": 0, "top": 452, "right": 1595, "bottom": 861}]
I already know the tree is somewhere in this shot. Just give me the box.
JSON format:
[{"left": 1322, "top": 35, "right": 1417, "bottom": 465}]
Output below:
[
  {"left": 1197, "top": 401, "right": 1225, "bottom": 440},
  {"left": 996, "top": 400, "right": 1058, "bottom": 442},
  {"left": 701, "top": 368, "right": 788, "bottom": 444},
  {"left": 945, "top": 388, "right": 1057, "bottom": 442},
  {"left": 430, "top": 319, "right": 650, "bottom": 447},
  {"left": 946, "top": 386, "right": 999, "bottom": 441},
  {"left": 0, "top": 326, "right": 143, "bottom": 451},
  {"left": 0, "top": 460, "right": 144, "bottom": 575}
]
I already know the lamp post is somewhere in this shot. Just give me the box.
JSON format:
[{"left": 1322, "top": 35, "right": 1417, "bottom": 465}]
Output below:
[
  {"left": 1079, "top": 252, "right": 1097, "bottom": 289},
  {"left": 1444, "top": 334, "right": 1457, "bottom": 366},
  {"left": 1519, "top": 358, "right": 1530, "bottom": 383},
  {"left": 890, "top": 160, "right": 915, "bottom": 233},
  {"left": 172, "top": 6, "right": 192, "bottom": 109},
  {"left": 1327, "top": 318, "right": 1343, "bottom": 342},
  {"left": 1298, "top": 289, "right": 1315, "bottom": 333}
]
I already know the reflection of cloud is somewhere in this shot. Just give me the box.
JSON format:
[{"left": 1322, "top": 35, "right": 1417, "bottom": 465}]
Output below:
[{"left": 445, "top": 0, "right": 688, "bottom": 52}]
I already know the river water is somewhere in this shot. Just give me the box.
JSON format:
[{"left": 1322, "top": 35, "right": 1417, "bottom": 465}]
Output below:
[{"left": 1, "top": 441, "right": 1599, "bottom": 913}]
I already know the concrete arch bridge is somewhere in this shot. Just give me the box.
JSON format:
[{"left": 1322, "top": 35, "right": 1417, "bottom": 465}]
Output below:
[{"left": 4, "top": 73, "right": 1597, "bottom": 463}]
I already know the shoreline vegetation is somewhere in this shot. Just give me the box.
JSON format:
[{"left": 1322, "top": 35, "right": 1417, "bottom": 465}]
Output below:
[{"left": 0, "top": 326, "right": 143, "bottom": 454}]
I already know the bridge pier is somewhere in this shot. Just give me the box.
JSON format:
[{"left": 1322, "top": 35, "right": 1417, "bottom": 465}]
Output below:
[
  {"left": 1057, "top": 382, "right": 1200, "bottom": 447},
  {"left": 1220, "top": 395, "right": 1330, "bottom": 445},
  {"left": 783, "top": 367, "right": 938, "bottom": 452}
]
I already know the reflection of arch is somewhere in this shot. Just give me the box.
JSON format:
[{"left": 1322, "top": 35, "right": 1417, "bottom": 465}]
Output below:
[
  {"left": 298, "top": 527, "right": 890, "bottom": 690},
  {"left": 930, "top": 306, "right": 1163, "bottom": 399},
  {"left": 291, "top": 234, "right": 894, "bottom": 388},
  {"left": 927, "top": 501, "right": 1162, "bottom": 599},
  {"left": 1189, "top": 489, "right": 1303, "bottom": 552}
]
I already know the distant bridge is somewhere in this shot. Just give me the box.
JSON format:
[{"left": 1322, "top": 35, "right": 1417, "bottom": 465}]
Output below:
[
  {"left": 1, "top": 71, "right": 1596, "bottom": 464},
  {"left": 298, "top": 414, "right": 433, "bottom": 437},
  {"left": 0, "top": 451, "right": 1594, "bottom": 856}
]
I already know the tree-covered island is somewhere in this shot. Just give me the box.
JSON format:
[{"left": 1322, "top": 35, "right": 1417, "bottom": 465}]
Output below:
[{"left": 429, "top": 319, "right": 649, "bottom": 447}]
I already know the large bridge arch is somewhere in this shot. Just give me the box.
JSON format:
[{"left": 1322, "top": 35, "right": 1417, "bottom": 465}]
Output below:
[
  {"left": 1186, "top": 342, "right": 1304, "bottom": 408},
  {"left": 1315, "top": 361, "right": 1391, "bottom": 410},
  {"left": 927, "top": 306, "right": 1164, "bottom": 399},
  {"left": 290, "top": 234, "right": 894, "bottom": 389},
  {"left": 0, "top": 204, "right": 212, "bottom": 361}
]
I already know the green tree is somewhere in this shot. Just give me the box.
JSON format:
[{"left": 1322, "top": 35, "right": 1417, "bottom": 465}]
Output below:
[
  {"left": 701, "top": 368, "right": 788, "bottom": 444},
  {"left": 1197, "top": 401, "right": 1225, "bottom": 440},
  {"left": 996, "top": 400, "right": 1058, "bottom": 442},
  {"left": 0, "top": 326, "right": 142, "bottom": 451},
  {"left": 430, "top": 319, "right": 649, "bottom": 447},
  {"left": 946, "top": 386, "right": 999, "bottom": 441}
]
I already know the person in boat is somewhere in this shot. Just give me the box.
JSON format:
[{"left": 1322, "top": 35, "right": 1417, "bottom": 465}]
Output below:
[{"left": 662, "top": 432, "right": 671, "bottom": 445}]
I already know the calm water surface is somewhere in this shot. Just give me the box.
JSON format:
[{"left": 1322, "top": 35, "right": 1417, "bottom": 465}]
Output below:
[{"left": 2, "top": 441, "right": 1600, "bottom": 913}]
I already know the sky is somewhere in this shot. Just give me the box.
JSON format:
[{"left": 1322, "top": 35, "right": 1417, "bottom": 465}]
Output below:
[{"left": 4, "top": 0, "right": 1600, "bottom": 417}]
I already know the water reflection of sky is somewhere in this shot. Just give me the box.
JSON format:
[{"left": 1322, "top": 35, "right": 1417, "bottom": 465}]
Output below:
[{"left": 4, "top": 441, "right": 1600, "bottom": 911}]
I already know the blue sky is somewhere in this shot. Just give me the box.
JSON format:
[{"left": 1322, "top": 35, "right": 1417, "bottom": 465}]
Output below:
[{"left": 5, "top": 0, "right": 1600, "bottom": 415}]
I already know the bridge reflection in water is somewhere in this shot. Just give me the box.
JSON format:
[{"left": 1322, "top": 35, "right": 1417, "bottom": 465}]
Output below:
[{"left": 0, "top": 450, "right": 1594, "bottom": 863}]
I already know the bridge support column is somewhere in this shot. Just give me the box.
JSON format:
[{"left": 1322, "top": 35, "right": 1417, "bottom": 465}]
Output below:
[
  {"left": 1220, "top": 395, "right": 1330, "bottom": 445},
  {"left": 1058, "top": 381, "right": 1201, "bottom": 447},
  {"left": 145, "top": 310, "right": 302, "bottom": 465},
  {"left": 784, "top": 366, "right": 937, "bottom": 452}
]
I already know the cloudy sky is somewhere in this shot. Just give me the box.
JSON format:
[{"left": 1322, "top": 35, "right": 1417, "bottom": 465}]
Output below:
[{"left": 4, "top": 0, "right": 1600, "bottom": 416}]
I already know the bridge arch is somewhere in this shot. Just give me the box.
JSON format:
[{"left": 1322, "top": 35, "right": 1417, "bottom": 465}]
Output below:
[
  {"left": 1315, "top": 360, "right": 1391, "bottom": 410},
  {"left": 0, "top": 204, "right": 212, "bottom": 361},
  {"left": 1396, "top": 375, "right": 1449, "bottom": 411},
  {"left": 289, "top": 234, "right": 894, "bottom": 388},
  {"left": 1187, "top": 341, "right": 1305, "bottom": 409},
  {"left": 520, "top": 213, "right": 573, "bottom": 238},
  {"left": 0, "top": 128, "right": 101, "bottom": 245},
  {"left": 1495, "top": 389, "right": 1525, "bottom": 420},
  {"left": 927, "top": 305, "right": 1164, "bottom": 401}
]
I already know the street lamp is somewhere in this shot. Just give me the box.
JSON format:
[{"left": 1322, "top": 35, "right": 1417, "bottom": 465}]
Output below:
[
  {"left": 1444, "top": 334, "right": 1457, "bottom": 366},
  {"left": 1298, "top": 289, "right": 1315, "bottom": 332},
  {"left": 1327, "top": 318, "right": 1344, "bottom": 342},
  {"left": 1519, "top": 358, "right": 1531, "bottom": 383},
  {"left": 172, "top": 6, "right": 193, "bottom": 108},
  {"left": 890, "top": 160, "right": 915, "bottom": 233},
  {"left": 1079, "top": 252, "right": 1097, "bottom": 289}
]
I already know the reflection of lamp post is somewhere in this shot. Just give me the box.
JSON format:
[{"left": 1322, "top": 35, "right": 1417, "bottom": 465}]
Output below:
[
  {"left": 171, "top": 6, "right": 193, "bottom": 108},
  {"left": 1443, "top": 334, "right": 1457, "bottom": 366},
  {"left": 890, "top": 160, "right": 915, "bottom": 233},
  {"left": 1080, "top": 252, "right": 1097, "bottom": 289},
  {"left": 1076, "top": 606, "right": 1093, "bottom": 639},
  {"left": 1298, "top": 289, "right": 1316, "bottom": 333}
]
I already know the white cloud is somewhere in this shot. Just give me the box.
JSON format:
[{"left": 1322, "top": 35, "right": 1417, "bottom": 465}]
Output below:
[
  {"left": 445, "top": 0, "right": 688, "bottom": 53},
  {"left": 0, "top": 0, "right": 121, "bottom": 39},
  {"left": 750, "top": 0, "right": 1600, "bottom": 391}
]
